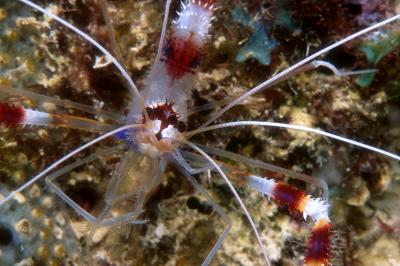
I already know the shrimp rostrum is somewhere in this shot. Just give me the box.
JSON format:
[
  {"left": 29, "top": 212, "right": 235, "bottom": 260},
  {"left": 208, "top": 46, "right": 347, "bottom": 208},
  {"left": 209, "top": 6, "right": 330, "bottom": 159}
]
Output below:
[{"left": 0, "top": 0, "right": 400, "bottom": 265}]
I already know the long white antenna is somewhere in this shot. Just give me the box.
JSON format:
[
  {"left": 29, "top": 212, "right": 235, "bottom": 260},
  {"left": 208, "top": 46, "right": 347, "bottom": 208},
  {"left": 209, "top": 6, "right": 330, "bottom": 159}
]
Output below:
[
  {"left": 183, "top": 140, "right": 272, "bottom": 266},
  {"left": 186, "top": 121, "right": 400, "bottom": 161},
  {"left": 0, "top": 124, "right": 142, "bottom": 206},
  {"left": 200, "top": 13, "right": 400, "bottom": 128},
  {"left": 18, "top": 0, "right": 148, "bottom": 115},
  {"left": 154, "top": 0, "right": 173, "bottom": 64}
]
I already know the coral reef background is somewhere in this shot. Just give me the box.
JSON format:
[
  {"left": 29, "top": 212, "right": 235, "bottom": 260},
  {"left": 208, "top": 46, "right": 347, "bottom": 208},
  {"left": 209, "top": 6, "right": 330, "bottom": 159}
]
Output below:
[{"left": 0, "top": 0, "right": 399, "bottom": 265}]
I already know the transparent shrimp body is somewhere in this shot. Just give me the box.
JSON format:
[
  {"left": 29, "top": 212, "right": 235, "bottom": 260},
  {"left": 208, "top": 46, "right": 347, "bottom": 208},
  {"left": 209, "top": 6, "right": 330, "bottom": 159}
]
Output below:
[
  {"left": 124, "top": 0, "right": 216, "bottom": 156},
  {"left": 0, "top": 0, "right": 399, "bottom": 266}
]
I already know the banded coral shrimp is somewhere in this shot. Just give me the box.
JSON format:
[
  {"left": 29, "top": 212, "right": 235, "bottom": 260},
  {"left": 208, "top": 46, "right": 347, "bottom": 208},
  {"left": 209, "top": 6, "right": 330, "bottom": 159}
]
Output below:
[{"left": 0, "top": 0, "right": 400, "bottom": 265}]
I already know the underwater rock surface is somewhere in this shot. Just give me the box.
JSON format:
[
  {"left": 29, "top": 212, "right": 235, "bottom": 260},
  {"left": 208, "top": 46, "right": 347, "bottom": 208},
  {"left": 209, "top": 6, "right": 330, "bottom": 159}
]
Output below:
[{"left": 0, "top": 0, "right": 399, "bottom": 265}]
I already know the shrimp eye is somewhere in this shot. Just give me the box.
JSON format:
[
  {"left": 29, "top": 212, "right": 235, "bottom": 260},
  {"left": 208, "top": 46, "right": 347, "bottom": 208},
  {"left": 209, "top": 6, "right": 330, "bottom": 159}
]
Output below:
[
  {"left": 146, "top": 107, "right": 154, "bottom": 119},
  {"left": 167, "top": 115, "right": 178, "bottom": 126},
  {"left": 154, "top": 108, "right": 164, "bottom": 118}
]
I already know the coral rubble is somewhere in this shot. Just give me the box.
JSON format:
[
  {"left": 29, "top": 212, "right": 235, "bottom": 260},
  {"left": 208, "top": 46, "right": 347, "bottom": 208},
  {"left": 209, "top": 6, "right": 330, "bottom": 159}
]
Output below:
[{"left": 0, "top": 0, "right": 399, "bottom": 265}]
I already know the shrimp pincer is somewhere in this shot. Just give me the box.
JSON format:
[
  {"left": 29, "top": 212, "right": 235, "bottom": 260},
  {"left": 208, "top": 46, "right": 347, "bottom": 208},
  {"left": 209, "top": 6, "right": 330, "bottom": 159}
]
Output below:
[{"left": 0, "top": 0, "right": 399, "bottom": 265}]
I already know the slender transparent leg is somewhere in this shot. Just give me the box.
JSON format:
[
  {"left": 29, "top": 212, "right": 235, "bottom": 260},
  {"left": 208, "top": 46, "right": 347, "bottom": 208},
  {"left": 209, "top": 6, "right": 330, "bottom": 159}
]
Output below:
[
  {"left": 45, "top": 145, "right": 148, "bottom": 265},
  {"left": 85, "top": 149, "right": 162, "bottom": 264},
  {"left": 45, "top": 145, "right": 146, "bottom": 226},
  {"left": 93, "top": 148, "right": 163, "bottom": 228},
  {"left": 173, "top": 150, "right": 214, "bottom": 175},
  {"left": 199, "top": 14, "right": 400, "bottom": 128},
  {"left": 185, "top": 61, "right": 376, "bottom": 117},
  {"left": 18, "top": 0, "right": 146, "bottom": 111},
  {"left": 174, "top": 159, "right": 231, "bottom": 266},
  {"left": 46, "top": 145, "right": 123, "bottom": 222},
  {"left": 196, "top": 144, "right": 330, "bottom": 201},
  {"left": 84, "top": 202, "right": 113, "bottom": 266},
  {"left": 186, "top": 98, "right": 234, "bottom": 116},
  {"left": 104, "top": 149, "right": 135, "bottom": 203},
  {"left": 84, "top": 149, "right": 146, "bottom": 265},
  {"left": 103, "top": 147, "right": 162, "bottom": 204}
]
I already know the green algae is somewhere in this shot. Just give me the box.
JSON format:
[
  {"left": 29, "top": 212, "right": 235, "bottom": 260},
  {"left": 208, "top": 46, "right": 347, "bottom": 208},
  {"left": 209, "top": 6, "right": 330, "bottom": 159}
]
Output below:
[
  {"left": 357, "top": 28, "right": 400, "bottom": 87},
  {"left": 231, "top": 6, "right": 278, "bottom": 65}
]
